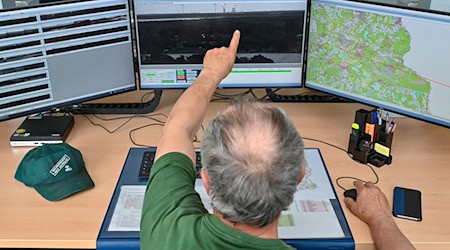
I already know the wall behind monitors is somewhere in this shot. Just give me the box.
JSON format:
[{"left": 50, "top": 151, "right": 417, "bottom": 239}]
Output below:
[
  {"left": 0, "top": 0, "right": 136, "bottom": 121},
  {"left": 304, "top": 0, "right": 450, "bottom": 127},
  {"left": 135, "top": 0, "right": 307, "bottom": 89}
]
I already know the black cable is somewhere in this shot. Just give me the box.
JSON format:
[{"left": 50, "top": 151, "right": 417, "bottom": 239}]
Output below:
[
  {"left": 141, "top": 91, "right": 155, "bottom": 103},
  {"left": 302, "top": 137, "right": 348, "bottom": 153},
  {"left": 212, "top": 89, "right": 253, "bottom": 102},
  {"left": 248, "top": 88, "right": 281, "bottom": 100},
  {"left": 249, "top": 88, "right": 258, "bottom": 99},
  {"left": 302, "top": 137, "right": 379, "bottom": 191},
  {"left": 91, "top": 113, "right": 167, "bottom": 124},
  {"left": 213, "top": 90, "right": 251, "bottom": 98},
  {"left": 74, "top": 110, "right": 167, "bottom": 147},
  {"left": 129, "top": 123, "right": 165, "bottom": 147},
  {"left": 79, "top": 113, "right": 135, "bottom": 134},
  {"left": 193, "top": 135, "right": 200, "bottom": 143}
]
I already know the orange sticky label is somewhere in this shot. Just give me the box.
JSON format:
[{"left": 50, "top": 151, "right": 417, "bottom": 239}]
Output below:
[{"left": 365, "top": 123, "right": 375, "bottom": 142}]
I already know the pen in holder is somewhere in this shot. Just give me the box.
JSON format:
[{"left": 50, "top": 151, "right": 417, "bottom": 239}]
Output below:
[{"left": 347, "top": 109, "right": 394, "bottom": 167}]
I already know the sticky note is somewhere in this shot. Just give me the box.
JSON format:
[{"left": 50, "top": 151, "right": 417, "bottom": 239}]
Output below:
[{"left": 374, "top": 143, "right": 390, "bottom": 157}]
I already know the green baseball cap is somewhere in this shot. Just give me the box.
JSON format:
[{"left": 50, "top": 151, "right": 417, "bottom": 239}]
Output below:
[{"left": 15, "top": 143, "right": 95, "bottom": 201}]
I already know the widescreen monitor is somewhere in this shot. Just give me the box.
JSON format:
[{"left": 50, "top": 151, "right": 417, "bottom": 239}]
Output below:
[
  {"left": 0, "top": 0, "right": 136, "bottom": 121},
  {"left": 304, "top": 0, "right": 450, "bottom": 128},
  {"left": 135, "top": 0, "right": 307, "bottom": 89}
]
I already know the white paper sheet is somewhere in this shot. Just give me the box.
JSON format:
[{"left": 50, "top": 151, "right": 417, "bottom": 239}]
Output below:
[{"left": 108, "top": 185, "right": 146, "bottom": 231}]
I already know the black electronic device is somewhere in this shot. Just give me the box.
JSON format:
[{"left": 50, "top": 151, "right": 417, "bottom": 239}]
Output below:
[
  {"left": 393, "top": 186, "right": 422, "bottom": 221},
  {"left": 134, "top": 0, "right": 307, "bottom": 90},
  {"left": 0, "top": 0, "right": 136, "bottom": 122},
  {"left": 9, "top": 115, "right": 74, "bottom": 146},
  {"left": 343, "top": 189, "right": 357, "bottom": 201},
  {"left": 139, "top": 150, "right": 203, "bottom": 179},
  {"left": 304, "top": 0, "right": 450, "bottom": 128}
]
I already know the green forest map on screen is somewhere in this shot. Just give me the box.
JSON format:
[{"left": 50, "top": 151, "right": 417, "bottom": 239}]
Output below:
[{"left": 307, "top": 3, "right": 431, "bottom": 113}]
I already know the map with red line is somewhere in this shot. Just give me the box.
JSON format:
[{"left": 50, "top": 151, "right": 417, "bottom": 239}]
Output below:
[{"left": 307, "top": 3, "right": 431, "bottom": 113}]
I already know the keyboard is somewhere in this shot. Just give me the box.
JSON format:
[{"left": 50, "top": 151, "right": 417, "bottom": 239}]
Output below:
[{"left": 139, "top": 151, "right": 203, "bottom": 179}]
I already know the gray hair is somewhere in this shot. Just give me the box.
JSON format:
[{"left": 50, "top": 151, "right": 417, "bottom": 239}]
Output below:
[{"left": 201, "top": 100, "right": 305, "bottom": 228}]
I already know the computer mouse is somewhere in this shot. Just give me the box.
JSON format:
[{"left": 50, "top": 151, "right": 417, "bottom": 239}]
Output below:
[{"left": 344, "top": 188, "right": 357, "bottom": 201}]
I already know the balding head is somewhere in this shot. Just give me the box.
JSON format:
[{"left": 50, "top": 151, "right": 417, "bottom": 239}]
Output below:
[{"left": 201, "top": 99, "right": 305, "bottom": 227}]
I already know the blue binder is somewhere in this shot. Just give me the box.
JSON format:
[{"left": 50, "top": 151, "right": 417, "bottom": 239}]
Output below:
[{"left": 97, "top": 148, "right": 354, "bottom": 250}]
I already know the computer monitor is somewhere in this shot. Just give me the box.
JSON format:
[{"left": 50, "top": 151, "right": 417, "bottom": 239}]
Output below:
[
  {"left": 304, "top": 0, "right": 450, "bottom": 128},
  {"left": 134, "top": 0, "right": 307, "bottom": 89},
  {"left": 0, "top": 0, "right": 136, "bottom": 122}
]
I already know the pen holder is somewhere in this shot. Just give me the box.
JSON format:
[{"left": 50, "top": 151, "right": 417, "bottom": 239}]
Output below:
[
  {"left": 348, "top": 133, "right": 371, "bottom": 164},
  {"left": 347, "top": 109, "right": 394, "bottom": 167}
]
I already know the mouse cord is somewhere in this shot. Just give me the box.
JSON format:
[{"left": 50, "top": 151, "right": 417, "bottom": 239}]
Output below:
[{"left": 302, "top": 137, "right": 380, "bottom": 191}]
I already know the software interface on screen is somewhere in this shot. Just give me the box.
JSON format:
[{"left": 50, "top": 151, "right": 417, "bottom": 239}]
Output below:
[
  {"left": 135, "top": 0, "right": 307, "bottom": 89},
  {"left": 0, "top": 0, "right": 135, "bottom": 121},
  {"left": 305, "top": 0, "right": 450, "bottom": 127}
]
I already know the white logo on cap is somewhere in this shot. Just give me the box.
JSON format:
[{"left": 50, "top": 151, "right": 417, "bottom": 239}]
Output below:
[
  {"left": 64, "top": 165, "right": 72, "bottom": 172},
  {"left": 50, "top": 154, "right": 71, "bottom": 176}
]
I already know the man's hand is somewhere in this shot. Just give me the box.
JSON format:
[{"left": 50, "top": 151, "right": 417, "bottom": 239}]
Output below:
[
  {"left": 201, "top": 30, "right": 240, "bottom": 83},
  {"left": 344, "top": 181, "right": 392, "bottom": 226},
  {"left": 344, "top": 182, "right": 415, "bottom": 250}
]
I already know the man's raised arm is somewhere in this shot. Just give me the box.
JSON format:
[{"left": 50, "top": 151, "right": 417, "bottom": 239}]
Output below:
[{"left": 155, "top": 30, "right": 241, "bottom": 163}]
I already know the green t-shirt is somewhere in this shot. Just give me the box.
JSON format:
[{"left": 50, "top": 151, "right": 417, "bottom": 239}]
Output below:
[{"left": 140, "top": 152, "right": 294, "bottom": 250}]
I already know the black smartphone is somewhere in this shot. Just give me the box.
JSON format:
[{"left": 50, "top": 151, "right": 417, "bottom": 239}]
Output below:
[{"left": 392, "top": 186, "right": 422, "bottom": 221}]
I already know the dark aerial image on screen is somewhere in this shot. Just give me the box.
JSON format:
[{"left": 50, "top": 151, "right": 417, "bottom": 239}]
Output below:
[{"left": 138, "top": 11, "right": 304, "bottom": 64}]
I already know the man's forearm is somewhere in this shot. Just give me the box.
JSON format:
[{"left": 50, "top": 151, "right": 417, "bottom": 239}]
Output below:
[
  {"left": 155, "top": 30, "right": 240, "bottom": 161},
  {"left": 164, "top": 70, "right": 220, "bottom": 139},
  {"left": 370, "top": 217, "right": 415, "bottom": 250}
]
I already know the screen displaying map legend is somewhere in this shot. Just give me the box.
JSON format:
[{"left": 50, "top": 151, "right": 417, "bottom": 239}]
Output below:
[{"left": 305, "top": 0, "right": 450, "bottom": 127}]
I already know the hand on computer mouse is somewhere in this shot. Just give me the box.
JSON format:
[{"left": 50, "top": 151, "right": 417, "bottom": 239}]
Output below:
[
  {"left": 344, "top": 188, "right": 357, "bottom": 201},
  {"left": 344, "top": 181, "right": 392, "bottom": 226}
]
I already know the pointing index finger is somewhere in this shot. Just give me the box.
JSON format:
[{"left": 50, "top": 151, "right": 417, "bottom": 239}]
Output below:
[{"left": 228, "top": 30, "right": 240, "bottom": 53}]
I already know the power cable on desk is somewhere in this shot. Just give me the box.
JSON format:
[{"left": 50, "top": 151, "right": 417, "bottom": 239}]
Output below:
[
  {"left": 129, "top": 123, "right": 165, "bottom": 147},
  {"left": 249, "top": 88, "right": 281, "bottom": 100},
  {"left": 129, "top": 123, "right": 203, "bottom": 147},
  {"left": 212, "top": 88, "right": 287, "bottom": 102},
  {"left": 212, "top": 89, "right": 252, "bottom": 101},
  {"left": 73, "top": 110, "right": 168, "bottom": 147},
  {"left": 91, "top": 113, "right": 167, "bottom": 123},
  {"left": 78, "top": 113, "right": 135, "bottom": 134},
  {"left": 75, "top": 112, "right": 167, "bottom": 133},
  {"left": 302, "top": 137, "right": 379, "bottom": 191},
  {"left": 141, "top": 91, "right": 155, "bottom": 103}
]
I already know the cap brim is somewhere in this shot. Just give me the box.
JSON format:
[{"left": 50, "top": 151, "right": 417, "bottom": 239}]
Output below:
[{"left": 34, "top": 167, "right": 95, "bottom": 202}]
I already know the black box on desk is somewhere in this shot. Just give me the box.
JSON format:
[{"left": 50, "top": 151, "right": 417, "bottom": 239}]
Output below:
[{"left": 9, "top": 116, "right": 74, "bottom": 147}]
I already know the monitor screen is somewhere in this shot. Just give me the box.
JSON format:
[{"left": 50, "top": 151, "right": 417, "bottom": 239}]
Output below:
[
  {"left": 0, "top": 0, "right": 136, "bottom": 121},
  {"left": 304, "top": 0, "right": 450, "bottom": 128},
  {"left": 135, "top": 0, "right": 306, "bottom": 89}
]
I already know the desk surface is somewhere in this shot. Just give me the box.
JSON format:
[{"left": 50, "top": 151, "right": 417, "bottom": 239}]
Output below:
[{"left": 0, "top": 90, "right": 449, "bottom": 249}]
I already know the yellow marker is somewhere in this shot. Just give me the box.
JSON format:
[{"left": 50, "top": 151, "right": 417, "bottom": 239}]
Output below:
[
  {"left": 374, "top": 143, "right": 390, "bottom": 157},
  {"left": 16, "top": 129, "right": 26, "bottom": 134},
  {"left": 351, "top": 123, "right": 360, "bottom": 137}
]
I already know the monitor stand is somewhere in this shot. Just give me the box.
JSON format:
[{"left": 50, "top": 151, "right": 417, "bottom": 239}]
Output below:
[
  {"left": 63, "top": 90, "right": 163, "bottom": 114},
  {"left": 265, "top": 89, "right": 352, "bottom": 103},
  {"left": 9, "top": 115, "right": 74, "bottom": 147}
]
